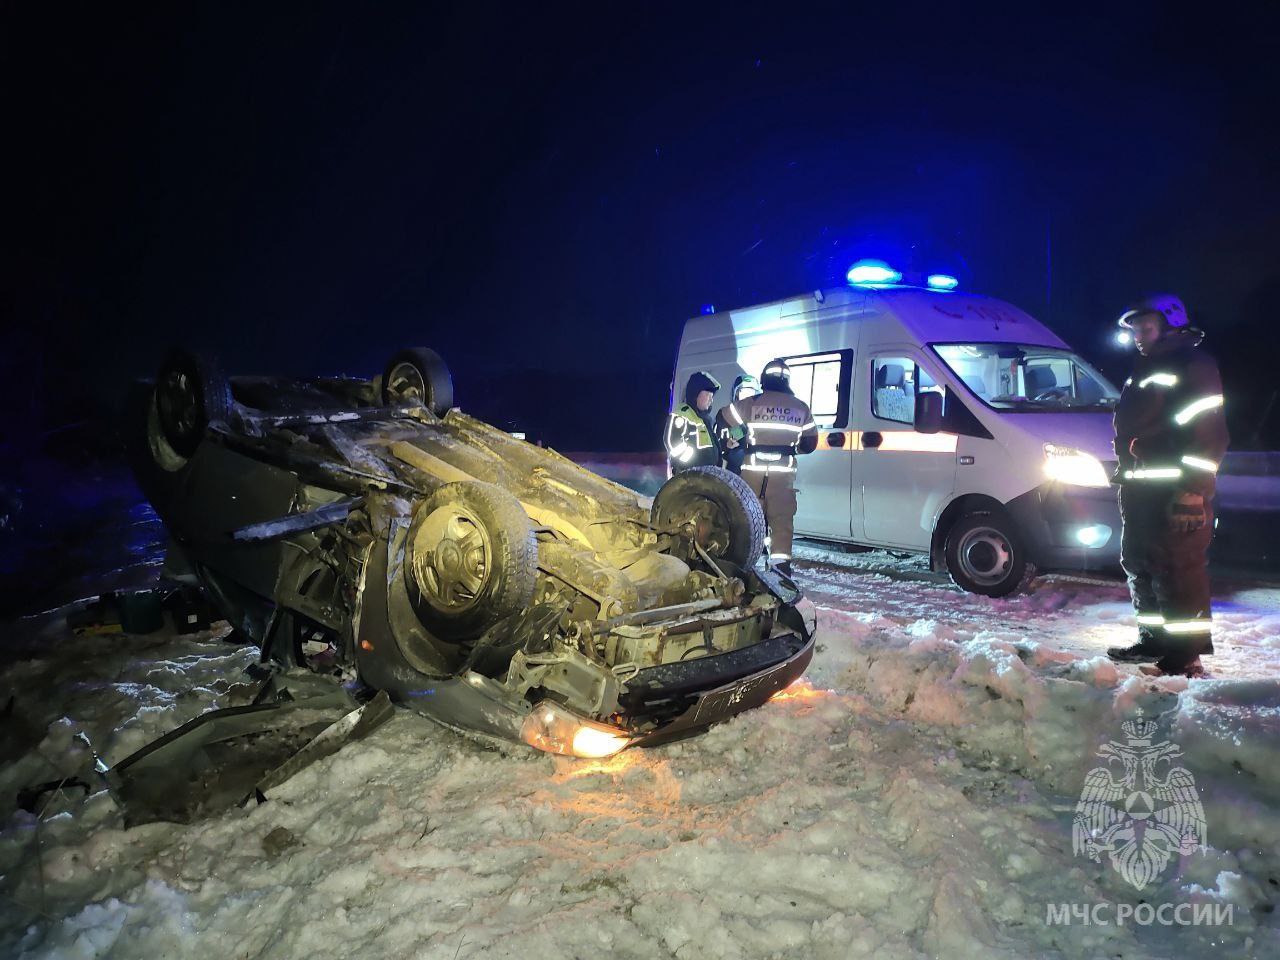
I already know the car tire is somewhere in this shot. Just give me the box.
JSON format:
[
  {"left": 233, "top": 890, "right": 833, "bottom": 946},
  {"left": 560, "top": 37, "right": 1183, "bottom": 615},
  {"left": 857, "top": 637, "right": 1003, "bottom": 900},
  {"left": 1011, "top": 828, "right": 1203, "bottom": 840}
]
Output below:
[
  {"left": 651, "top": 466, "right": 766, "bottom": 570},
  {"left": 149, "top": 349, "right": 232, "bottom": 465},
  {"left": 405, "top": 480, "right": 537, "bottom": 641},
  {"left": 382, "top": 347, "right": 454, "bottom": 417},
  {"left": 943, "top": 511, "right": 1032, "bottom": 597}
]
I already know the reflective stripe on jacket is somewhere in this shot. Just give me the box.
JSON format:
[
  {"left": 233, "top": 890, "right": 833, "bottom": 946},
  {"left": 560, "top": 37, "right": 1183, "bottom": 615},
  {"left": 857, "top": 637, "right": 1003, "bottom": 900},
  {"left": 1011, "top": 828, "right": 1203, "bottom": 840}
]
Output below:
[
  {"left": 666, "top": 403, "right": 720, "bottom": 468},
  {"left": 724, "top": 389, "right": 819, "bottom": 473},
  {"left": 1113, "top": 329, "right": 1229, "bottom": 497}
]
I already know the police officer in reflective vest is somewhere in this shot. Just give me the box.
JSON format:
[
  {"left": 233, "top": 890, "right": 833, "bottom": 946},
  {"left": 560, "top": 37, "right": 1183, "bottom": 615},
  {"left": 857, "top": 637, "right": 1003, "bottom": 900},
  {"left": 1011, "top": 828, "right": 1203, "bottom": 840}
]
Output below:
[
  {"left": 665, "top": 371, "right": 722, "bottom": 472},
  {"left": 1107, "top": 294, "right": 1229, "bottom": 678},
  {"left": 722, "top": 360, "right": 819, "bottom": 575},
  {"left": 715, "top": 374, "right": 762, "bottom": 475}
]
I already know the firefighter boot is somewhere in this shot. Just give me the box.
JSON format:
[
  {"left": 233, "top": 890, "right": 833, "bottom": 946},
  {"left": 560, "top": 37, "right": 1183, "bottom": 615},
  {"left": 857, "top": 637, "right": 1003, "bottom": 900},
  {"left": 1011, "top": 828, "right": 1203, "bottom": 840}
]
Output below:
[{"left": 1107, "top": 627, "right": 1165, "bottom": 663}]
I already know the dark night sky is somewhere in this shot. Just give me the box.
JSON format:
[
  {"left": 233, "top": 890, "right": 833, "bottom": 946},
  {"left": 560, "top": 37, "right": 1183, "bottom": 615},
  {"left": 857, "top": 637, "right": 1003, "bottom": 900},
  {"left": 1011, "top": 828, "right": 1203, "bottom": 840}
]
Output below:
[{"left": 6, "top": 2, "right": 1280, "bottom": 453}]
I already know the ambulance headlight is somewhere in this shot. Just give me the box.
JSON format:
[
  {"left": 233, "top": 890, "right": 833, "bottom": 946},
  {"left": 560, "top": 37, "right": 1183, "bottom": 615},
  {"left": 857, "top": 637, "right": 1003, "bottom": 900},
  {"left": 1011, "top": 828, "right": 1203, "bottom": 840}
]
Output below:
[
  {"left": 1075, "top": 524, "right": 1112, "bottom": 547},
  {"left": 1043, "top": 443, "right": 1110, "bottom": 488}
]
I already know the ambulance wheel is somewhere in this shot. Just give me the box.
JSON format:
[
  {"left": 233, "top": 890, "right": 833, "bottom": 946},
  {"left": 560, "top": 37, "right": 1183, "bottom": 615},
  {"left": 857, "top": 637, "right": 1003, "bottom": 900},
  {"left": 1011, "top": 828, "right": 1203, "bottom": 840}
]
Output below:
[
  {"left": 944, "top": 512, "right": 1031, "bottom": 597},
  {"left": 652, "top": 466, "right": 766, "bottom": 570},
  {"left": 149, "top": 349, "right": 232, "bottom": 468},
  {"left": 382, "top": 347, "right": 454, "bottom": 416},
  {"left": 405, "top": 481, "right": 538, "bottom": 641}
]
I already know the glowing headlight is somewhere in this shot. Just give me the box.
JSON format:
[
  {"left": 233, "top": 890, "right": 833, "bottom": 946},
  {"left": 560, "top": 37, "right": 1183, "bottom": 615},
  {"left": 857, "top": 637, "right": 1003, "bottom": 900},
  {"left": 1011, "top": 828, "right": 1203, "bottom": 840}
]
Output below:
[
  {"left": 1075, "top": 524, "right": 1112, "bottom": 547},
  {"left": 520, "top": 701, "right": 631, "bottom": 759},
  {"left": 1043, "top": 443, "right": 1110, "bottom": 488}
]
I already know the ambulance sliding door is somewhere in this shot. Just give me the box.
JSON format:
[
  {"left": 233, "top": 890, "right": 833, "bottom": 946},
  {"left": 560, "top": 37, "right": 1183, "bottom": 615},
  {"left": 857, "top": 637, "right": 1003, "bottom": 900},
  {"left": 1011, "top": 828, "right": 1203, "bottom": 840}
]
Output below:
[
  {"left": 856, "top": 350, "right": 958, "bottom": 549},
  {"left": 787, "top": 349, "right": 855, "bottom": 539}
]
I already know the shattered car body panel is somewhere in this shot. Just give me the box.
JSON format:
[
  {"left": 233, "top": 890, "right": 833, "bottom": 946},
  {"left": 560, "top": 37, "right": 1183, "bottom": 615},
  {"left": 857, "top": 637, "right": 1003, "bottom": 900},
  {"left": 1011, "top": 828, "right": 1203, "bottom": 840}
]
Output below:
[
  {"left": 101, "top": 678, "right": 395, "bottom": 825},
  {"left": 129, "top": 350, "right": 816, "bottom": 757}
]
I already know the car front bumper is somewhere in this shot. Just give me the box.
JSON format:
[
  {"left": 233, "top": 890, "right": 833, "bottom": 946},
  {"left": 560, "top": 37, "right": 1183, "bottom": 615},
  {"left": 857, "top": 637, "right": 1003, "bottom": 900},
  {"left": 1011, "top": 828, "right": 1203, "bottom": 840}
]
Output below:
[
  {"left": 626, "top": 630, "right": 815, "bottom": 746},
  {"left": 356, "top": 528, "right": 818, "bottom": 755},
  {"left": 369, "top": 628, "right": 817, "bottom": 757}
]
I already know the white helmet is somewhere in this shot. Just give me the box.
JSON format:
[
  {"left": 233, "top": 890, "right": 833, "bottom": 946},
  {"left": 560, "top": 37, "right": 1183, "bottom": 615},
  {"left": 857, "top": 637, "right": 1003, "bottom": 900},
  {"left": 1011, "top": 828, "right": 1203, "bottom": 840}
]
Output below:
[
  {"left": 1118, "top": 293, "right": 1189, "bottom": 329},
  {"left": 761, "top": 359, "right": 792, "bottom": 391}
]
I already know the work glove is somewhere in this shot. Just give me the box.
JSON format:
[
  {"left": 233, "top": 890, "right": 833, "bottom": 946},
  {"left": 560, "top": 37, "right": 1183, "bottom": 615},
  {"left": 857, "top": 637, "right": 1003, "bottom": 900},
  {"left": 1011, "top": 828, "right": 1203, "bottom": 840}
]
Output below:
[{"left": 1168, "top": 492, "right": 1207, "bottom": 533}]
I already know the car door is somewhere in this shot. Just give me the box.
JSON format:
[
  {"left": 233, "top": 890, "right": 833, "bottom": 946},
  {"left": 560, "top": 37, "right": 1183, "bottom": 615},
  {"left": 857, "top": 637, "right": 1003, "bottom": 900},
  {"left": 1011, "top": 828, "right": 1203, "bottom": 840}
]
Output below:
[
  {"left": 172, "top": 442, "right": 304, "bottom": 598},
  {"left": 786, "top": 349, "right": 855, "bottom": 539},
  {"left": 856, "top": 349, "right": 958, "bottom": 549}
]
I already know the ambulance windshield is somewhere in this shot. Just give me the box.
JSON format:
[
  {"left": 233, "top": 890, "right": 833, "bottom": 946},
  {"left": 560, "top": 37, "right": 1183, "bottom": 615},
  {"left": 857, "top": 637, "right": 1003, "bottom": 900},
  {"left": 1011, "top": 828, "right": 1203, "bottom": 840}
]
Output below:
[{"left": 932, "top": 343, "right": 1119, "bottom": 411}]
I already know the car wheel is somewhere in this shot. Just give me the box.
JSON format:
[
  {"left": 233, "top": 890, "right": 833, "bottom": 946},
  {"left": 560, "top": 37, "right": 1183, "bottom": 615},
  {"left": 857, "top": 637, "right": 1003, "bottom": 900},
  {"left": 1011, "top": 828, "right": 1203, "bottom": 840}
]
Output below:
[
  {"left": 382, "top": 347, "right": 454, "bottom": 417},
  {"left": 148, "top": 349, "right": 231, "bottom": 468},
  {"left": 406, "top": 481, "right": 537, "bottom": 641},
  {"left": 651, "top": 466, "right": 766, "bottom": 570},
  {"left": 944, "top": 512, "right": 1032, "bottom": 597}
]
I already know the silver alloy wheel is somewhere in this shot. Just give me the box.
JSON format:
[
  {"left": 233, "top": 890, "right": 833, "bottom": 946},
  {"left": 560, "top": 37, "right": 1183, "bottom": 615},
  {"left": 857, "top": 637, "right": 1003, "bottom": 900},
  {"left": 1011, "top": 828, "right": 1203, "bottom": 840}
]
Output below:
[
  {"left": 156, "top": 368, "right": 201, "bottom": 443},
  {"left": 955, "top": 524, "right": 1014, "bottom": 587},
  {"left": 386, "top": 361, "right": 428, "bottom": 404},
  {"left": 146, "top": 394, "right": 189, "bottom": 472},
  {"left": 411, "top": 505, "right": 492, "bottom": 612}
]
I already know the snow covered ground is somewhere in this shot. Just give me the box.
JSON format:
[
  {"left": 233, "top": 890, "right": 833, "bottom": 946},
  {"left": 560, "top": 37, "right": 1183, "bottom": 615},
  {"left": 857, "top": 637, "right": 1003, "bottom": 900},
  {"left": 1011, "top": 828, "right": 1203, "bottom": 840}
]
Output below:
[{"left": 2, "top": 548, "right": 1279, "bottom": 959}]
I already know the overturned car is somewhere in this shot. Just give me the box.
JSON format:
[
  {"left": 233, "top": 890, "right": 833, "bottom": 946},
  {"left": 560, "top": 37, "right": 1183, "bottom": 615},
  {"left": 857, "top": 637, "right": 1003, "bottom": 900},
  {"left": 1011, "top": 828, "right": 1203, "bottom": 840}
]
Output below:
[{"left": 128, "top": 347, "right": 816, "bottom": 759}]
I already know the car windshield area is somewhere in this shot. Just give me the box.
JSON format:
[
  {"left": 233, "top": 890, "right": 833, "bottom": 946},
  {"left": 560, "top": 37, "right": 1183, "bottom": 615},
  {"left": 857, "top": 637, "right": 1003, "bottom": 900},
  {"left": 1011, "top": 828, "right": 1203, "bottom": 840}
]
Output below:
[{"left": 932, "top": 343, "right": 1119, "bottom": 411}]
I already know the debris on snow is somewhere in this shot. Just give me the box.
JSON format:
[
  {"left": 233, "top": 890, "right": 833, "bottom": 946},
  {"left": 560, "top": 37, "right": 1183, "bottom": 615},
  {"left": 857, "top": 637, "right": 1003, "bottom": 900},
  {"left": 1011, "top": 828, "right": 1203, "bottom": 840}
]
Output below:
[{"left": 2, "top": 549, "right": 1278, "bottom": 959}]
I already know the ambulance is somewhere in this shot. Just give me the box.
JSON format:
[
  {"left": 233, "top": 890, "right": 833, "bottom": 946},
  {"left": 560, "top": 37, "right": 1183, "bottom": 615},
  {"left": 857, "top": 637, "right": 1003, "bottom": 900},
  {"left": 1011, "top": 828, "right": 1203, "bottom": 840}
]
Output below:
[{"left": 674, "top": 261, "right": 1123, "bottom": 595}]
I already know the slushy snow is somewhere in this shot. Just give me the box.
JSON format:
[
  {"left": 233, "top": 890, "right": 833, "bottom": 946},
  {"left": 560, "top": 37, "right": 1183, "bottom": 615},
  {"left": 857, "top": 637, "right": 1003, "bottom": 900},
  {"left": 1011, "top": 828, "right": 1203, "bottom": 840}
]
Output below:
[{"left": 2, "top": 547, "right": 1277, "bottom": 959}]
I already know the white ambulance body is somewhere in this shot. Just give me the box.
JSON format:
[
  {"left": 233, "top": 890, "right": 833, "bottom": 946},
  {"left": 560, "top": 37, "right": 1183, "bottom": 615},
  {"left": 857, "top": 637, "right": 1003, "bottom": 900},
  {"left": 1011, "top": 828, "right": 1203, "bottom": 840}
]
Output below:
[{"left": 674, "top": 281, "right": 1123, "bottom": 595}]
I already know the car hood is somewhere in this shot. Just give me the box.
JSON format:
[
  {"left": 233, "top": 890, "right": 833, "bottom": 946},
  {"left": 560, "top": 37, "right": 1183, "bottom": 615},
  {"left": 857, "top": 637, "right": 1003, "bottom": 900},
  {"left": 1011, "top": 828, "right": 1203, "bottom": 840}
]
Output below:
[{"left": 1001, "top": 412, "right": 1117, "bottom": 463}]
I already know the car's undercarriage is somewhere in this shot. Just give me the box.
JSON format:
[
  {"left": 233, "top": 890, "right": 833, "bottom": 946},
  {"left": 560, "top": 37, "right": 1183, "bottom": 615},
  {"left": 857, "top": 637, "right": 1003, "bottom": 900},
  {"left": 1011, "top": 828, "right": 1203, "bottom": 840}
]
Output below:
[{"left": 129, "top": 347, "right": 816, "bottom": 764}]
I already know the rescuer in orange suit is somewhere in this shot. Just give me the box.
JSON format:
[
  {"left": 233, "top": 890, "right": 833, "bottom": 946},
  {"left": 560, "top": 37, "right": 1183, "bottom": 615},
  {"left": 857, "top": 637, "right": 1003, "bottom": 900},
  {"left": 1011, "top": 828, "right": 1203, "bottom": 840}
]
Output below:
[{"left": 721, "top": 360, "right": 819, "bottom": 577}]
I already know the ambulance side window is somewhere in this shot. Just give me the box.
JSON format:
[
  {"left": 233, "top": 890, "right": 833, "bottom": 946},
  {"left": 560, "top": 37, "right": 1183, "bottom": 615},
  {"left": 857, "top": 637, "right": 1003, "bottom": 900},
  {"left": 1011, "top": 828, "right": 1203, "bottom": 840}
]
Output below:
[
  {"left": 871, "top": 357, "right": 917, "bottom": 424},
  {"left": 872, "top": 355, "right": 993, "bottom": 438},
  {"left": 781, "top": 350, "right": 853, "bottom": 428}
]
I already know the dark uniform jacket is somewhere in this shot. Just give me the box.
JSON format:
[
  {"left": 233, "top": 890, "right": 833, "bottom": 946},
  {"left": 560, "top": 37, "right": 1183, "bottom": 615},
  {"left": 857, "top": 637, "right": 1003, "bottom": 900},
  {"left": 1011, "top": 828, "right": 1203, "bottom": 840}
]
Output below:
[
  {"left": 714, "top": 407, "right": 746, "bottom": 474},
  {"left": 1113, "top": 328, "right": 1229, "bottom": 498}
]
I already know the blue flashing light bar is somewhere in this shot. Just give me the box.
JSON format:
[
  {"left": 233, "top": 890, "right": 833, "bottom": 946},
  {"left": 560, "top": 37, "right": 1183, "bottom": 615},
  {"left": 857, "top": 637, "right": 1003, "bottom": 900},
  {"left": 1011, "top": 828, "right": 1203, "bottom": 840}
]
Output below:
[
  {"left": 926, "top": 273, "right": 959, "bottom": 290},
  {"left": 700, "top": 303, "right": 716, "bottom": 315},
  {"left": 846, "top": 259, "right": 902, "bottom": 285}
]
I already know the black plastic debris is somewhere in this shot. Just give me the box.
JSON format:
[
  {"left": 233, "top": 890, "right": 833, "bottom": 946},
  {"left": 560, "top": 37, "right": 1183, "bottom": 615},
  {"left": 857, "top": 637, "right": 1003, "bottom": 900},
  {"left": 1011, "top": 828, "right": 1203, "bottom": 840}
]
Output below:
[{"left": 103, "top": 678, "right": 392, "bottom": 826}]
